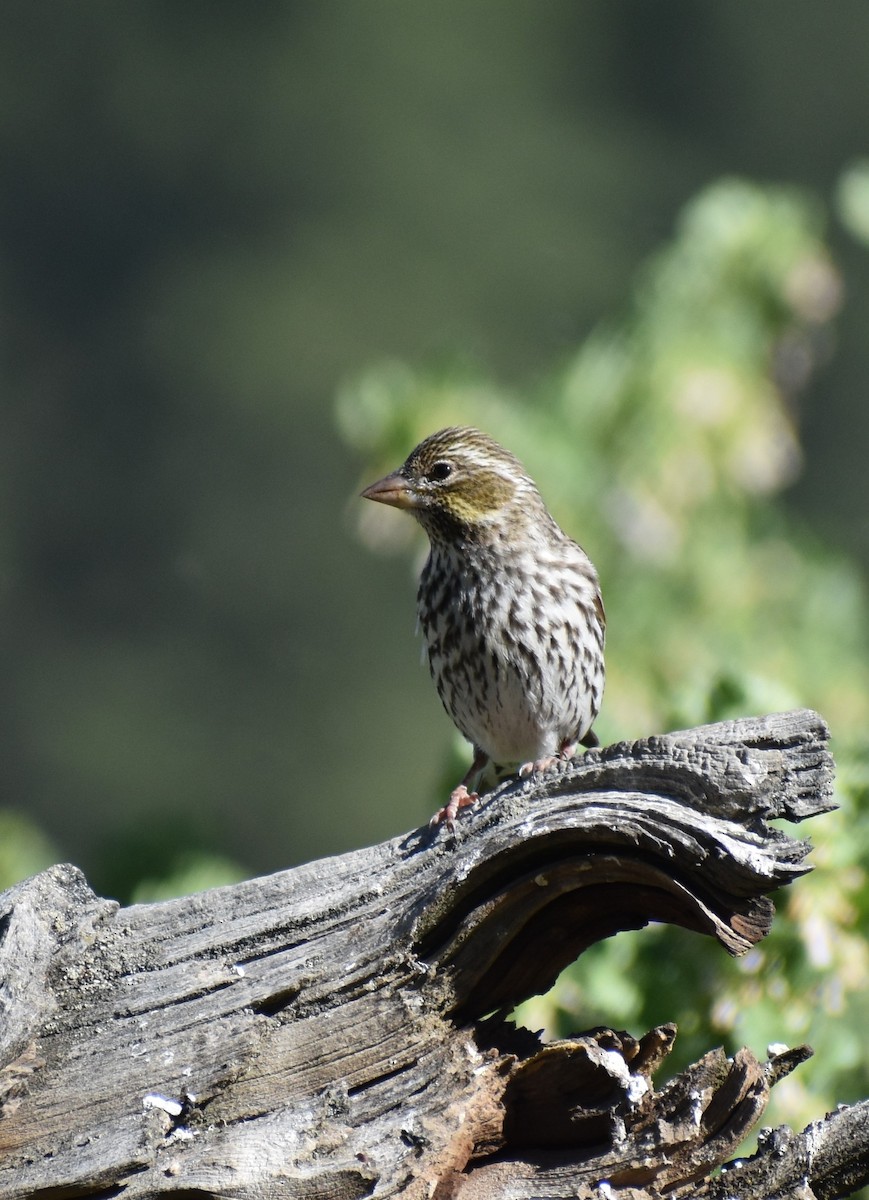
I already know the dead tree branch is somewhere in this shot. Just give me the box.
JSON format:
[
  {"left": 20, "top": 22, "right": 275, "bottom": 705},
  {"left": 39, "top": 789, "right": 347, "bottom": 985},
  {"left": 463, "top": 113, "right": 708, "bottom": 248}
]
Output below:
[{"left": 1, "top": 708, "right": 859, "bottom": 1199}]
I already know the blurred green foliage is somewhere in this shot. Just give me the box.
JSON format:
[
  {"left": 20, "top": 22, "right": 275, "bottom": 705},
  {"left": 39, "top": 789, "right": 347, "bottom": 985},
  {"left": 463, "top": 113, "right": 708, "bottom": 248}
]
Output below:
[
  {"left": 0, "top": 811, "right": 57, "bottom": 892},
  {"left": 130, "top": 851, "right": 247, "bottom": 904},
  {"left": 339, "top": 178, "right": 869, "bottom": 1130},
  {"left": 837, "top": 160, "right": 869, "bottom": 248}
]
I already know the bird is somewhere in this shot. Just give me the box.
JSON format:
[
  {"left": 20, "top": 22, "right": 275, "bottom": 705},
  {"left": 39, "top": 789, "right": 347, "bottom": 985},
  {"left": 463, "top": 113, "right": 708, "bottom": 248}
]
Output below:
[{"left": 361, "top": 426, "right": 605, "bottom": 828}]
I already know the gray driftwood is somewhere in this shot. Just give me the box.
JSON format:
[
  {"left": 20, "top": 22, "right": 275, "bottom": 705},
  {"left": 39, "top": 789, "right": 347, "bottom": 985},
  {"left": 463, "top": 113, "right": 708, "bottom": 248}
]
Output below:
[{"left": 1, "top": 708, "right": 861, "bottom": 1199}]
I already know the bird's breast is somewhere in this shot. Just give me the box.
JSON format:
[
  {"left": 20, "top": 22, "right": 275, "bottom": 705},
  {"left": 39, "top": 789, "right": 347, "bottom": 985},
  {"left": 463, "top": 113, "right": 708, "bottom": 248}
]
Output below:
[{"left": 417, "top": 544, "right": 604, "bottom": 764}]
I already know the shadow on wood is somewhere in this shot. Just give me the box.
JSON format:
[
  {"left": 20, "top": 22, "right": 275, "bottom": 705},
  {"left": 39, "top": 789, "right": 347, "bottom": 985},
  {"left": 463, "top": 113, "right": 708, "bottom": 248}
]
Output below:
[{"left": 2, "top": 708, "right": 865, "bottom": 1199}]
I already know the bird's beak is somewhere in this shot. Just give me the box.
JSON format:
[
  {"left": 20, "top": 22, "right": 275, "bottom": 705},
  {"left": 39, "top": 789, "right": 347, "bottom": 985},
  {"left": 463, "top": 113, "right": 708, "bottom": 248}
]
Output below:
[{"left": 360, "top": 470, "right": 419, "bottom": 510}]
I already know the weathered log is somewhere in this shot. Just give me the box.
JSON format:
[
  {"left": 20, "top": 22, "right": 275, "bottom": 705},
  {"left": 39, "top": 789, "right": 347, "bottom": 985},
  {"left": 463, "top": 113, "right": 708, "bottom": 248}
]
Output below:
[
  {"left": 702, "top": 1099, "right": 869, "bottom": 1200},
  {"left": 1, "top": 708, "right": 858, "bottom": 1199}
]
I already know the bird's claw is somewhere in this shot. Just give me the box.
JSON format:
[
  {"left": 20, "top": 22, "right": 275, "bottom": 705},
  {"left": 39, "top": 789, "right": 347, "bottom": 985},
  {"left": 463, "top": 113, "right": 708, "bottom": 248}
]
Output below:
[
  {"left": 518, "top": 747, "right": 576, "bottom": 779},
  {"left": 430, "top": 785, "right": 479, "bottom": 830}
]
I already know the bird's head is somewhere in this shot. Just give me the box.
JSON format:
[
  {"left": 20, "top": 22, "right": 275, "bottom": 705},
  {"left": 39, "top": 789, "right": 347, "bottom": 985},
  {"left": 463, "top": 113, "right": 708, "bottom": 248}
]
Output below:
[{"left": 361, "top": 427, "right": 543, "bottom": 545}]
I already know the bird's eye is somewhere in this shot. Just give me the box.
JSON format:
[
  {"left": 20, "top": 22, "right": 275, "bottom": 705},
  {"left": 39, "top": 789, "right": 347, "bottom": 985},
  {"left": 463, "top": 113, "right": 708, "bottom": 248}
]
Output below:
[{"left": 427, "top": 461, "right": 453, "bottom": 483}]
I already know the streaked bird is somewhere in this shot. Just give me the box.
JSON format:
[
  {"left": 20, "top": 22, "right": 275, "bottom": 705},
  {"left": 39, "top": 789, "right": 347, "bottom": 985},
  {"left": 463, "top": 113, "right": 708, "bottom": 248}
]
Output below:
[{"left": 362, "top": 426, "right": 605, "bottom": 827}]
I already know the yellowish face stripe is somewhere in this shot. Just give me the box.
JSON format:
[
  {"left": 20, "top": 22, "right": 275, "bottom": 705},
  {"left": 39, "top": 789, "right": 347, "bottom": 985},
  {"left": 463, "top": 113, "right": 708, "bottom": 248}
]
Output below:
[{"left": 441, "top": 469, "right": 516, "bottom": 522}]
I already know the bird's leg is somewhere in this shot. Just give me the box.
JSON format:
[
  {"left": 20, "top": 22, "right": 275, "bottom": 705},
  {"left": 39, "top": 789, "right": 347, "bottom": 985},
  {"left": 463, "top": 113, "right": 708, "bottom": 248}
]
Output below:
[
  {"left": 429, "top": 747, "right": 489, "bottom": 829},
  {"left": 519, "top": 734, "right": 588, "bottom": 779}
]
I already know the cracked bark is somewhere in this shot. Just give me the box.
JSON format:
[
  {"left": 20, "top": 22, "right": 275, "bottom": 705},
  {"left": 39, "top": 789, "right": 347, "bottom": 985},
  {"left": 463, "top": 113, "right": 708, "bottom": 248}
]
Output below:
[{"left": 0, "top": 708, "right": 863, "bottom": 1199}]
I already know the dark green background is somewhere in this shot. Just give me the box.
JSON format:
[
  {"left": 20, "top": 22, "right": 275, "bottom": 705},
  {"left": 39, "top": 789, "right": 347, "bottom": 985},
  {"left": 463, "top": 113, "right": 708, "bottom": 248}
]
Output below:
[{"left": 2, "top": 1, "right": 867, "bottom": 895}]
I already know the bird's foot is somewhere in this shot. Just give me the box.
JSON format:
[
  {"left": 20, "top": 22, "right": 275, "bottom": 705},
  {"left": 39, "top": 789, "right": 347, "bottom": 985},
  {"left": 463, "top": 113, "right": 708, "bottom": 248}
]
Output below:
[
  {"left": 518, "top": 743, "right": 577, "bottom": 779},
  {"left": 429, "top": 785, "right": 480, "bottom": 830},
  {"left": 430, "top": 747, "right": 489, "bottom": 830},
  {"left": 518, "top": 756, "right": 556, "bottom": 778}
]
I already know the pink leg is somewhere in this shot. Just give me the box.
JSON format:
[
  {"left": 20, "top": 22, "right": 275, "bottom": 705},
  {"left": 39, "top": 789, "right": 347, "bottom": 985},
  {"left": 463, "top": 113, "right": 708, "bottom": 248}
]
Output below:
[{"left": 430, "top": 747, "right": 489, "bottom": 829}]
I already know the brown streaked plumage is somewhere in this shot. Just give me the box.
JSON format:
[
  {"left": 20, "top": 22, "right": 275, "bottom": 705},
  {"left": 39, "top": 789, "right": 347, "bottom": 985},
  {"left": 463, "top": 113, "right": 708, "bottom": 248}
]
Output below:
[{"left": 362, "top": 426, "right": 605, "bottom": 828}]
